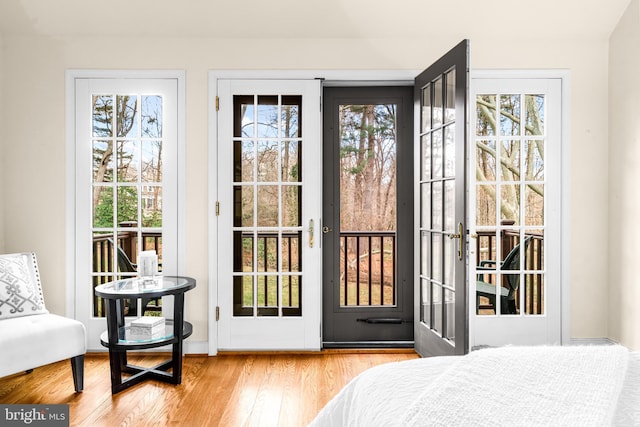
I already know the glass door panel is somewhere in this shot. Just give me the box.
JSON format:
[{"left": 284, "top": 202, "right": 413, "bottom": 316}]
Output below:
[{"left": 232, "top": 95, "right": 303, "bottom": 317}]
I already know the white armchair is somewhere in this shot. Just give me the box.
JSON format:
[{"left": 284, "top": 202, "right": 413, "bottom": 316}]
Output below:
[{"left": 0, "top": 252, "right": 86, "bottom": 392}]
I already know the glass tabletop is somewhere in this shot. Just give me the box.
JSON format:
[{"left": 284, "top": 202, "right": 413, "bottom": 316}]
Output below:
[{"left": 95, "top": 276, "right": 195, "bottom": 298}]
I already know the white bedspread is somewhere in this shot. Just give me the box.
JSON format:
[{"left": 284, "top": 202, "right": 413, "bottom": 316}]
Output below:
[{"left": 310, "top": 346, "right": 640, "bottom": 427}]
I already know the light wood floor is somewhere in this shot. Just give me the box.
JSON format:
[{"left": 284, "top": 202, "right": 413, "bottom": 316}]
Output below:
[{"left": 0, "top": 350, "right": 418, "bottom": 427}]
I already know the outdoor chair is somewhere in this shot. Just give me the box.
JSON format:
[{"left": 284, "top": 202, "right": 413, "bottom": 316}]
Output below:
[
  {"left": 476, "top": 236, "right": 532, "bottom": 314},
  {"left": 109, "top": 240, "right": 162, "bottom": 316}
]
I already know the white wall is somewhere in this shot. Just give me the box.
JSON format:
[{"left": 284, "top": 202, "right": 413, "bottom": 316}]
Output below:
[
  {"left": 0, "top": 34, "right": 5, "bottom": 253},
  {"left": 609, "top": 0, "right": 640, "bottom": 351},
  {"left": 1, "top": 33, "right": 611, "bottom": 345}
]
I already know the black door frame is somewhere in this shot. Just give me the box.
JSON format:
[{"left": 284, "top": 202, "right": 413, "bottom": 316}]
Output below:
[{"left": 322, "top": 86, "right": 414, "bottom": 348}]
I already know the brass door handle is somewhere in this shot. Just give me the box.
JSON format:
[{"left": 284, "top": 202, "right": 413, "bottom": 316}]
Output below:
[
  {"left": 447, "top": 223, "right": 464, "bottom": 260},
  {"left": 308, "top": 219, "right": 314, "bottom": 248},
  {"left": 322, "top": 226, "right": 332, "bottom": 234}
]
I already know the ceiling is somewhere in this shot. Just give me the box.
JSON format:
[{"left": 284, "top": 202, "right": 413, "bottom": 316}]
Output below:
[{"left": 0, "top": 0, "right": 632, "bottom": 40}]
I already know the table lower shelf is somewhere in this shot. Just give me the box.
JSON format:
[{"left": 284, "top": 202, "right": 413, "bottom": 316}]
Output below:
[{"left": 100, "top": 320, "right": 193, "bottom": 350}]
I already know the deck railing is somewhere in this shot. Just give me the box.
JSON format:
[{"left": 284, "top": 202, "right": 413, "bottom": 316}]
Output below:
[
  {"left": 475, "top": 225, "right": 544, "bottom": 314},
  {"left": 340, "top": 231, "right": 396, "bottom": 307},
  {"left": 92, "top": 226, "right": 162, "bottom": 317}
]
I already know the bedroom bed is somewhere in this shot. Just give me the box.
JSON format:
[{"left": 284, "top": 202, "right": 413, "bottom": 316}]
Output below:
[{"left": 309, "top": 345, "right": 640, "bottom": 426}]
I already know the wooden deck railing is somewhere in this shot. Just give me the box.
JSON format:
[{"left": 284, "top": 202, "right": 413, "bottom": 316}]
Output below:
[
  {"left": 475, "top": 224, "right": 544, "bottom": 315},
  {"left": 92, "top": 225, "right": 162, "bottom": 317}
]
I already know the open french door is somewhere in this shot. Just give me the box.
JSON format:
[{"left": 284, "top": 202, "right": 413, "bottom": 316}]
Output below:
[{"left": 415, "top": 40, "right": 469, "bottom": 357}]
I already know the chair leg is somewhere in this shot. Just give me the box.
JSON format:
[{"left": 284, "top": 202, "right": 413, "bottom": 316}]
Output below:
[{"left": 71, "top": 355, "right": 85, "bottom": 392}]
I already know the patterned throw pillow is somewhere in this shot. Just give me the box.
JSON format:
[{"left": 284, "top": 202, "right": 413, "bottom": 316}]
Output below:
[{"left": 0, "top": 253, "right": 48, "bottom": 319}]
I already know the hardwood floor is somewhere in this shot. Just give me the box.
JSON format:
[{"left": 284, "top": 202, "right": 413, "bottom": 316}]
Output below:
[{"left": 0, "top": 350, "right": 418, "bottom": 426}]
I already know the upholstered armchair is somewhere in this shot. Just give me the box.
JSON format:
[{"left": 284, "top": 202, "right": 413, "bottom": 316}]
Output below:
[{"left": 0, "top": 252, "right": 86, "bottom": 392}]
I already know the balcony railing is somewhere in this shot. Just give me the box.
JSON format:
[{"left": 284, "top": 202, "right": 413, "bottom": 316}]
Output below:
[
  {"left": 92, "top": 226, "right": 162, "bottom": 317},
  {"left": 475, "top": 225, "right": 544, "bottom": 315},
  {"left": 340, "top": 231, "right": 396, "bottom": 307}
]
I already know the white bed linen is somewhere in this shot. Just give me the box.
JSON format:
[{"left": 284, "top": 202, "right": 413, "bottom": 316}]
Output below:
[{"left": 309, "top": 346, "right": 640, "bottom": 427}]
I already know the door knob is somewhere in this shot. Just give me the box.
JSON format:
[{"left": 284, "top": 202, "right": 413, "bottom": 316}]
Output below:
[{"left": 322, "top": 226, "right": 332, "bottom": 234}]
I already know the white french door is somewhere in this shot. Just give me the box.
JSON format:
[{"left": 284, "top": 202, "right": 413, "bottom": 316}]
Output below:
[
  {"left": 215, "top": 79, "right": 322, "bottom": 350},
  {"left": 72, "top": 76, "right": 180, "bottom": 350},
  {"left": 469, "top": 76, "right": 563, "bottom": 347}
]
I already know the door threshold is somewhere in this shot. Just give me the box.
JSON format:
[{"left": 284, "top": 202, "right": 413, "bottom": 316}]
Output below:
[{"left": 323, "top": 341, "right": 414, "bottom": 349}]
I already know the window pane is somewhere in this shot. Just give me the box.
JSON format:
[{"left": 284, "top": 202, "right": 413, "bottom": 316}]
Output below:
[
  {"left": 93, "top": 95, "right": 113, "bottom": 137},
  {"left": 500, "top": 140, "right": 520, "bottom": 181},
  {"left": 445, "top": 69, "right": 456, "bottom": 123},
  {"left": 476, "top": 95, "right": 496, "bottom": 136},
  {"left": 257, "top": 140, "right": 278, "bottom": 182},
  {"left": 93, "top": 140, "right": 113, "bottom": 183},
  {"left": 421, "top": 134, "right": 431, "bottom": 180},
  {"left": 524, "top": 274, "right": 544, "bottom": 315},
  {"left": 432, "top": 129, "right": 443, "bottom": 178},
  {"left": 444, "top": 288, "right": 455, "bottom": 340},
  {"left": 282, "top": 231, "right": 301, "bottom": 272},
  {"left": 421, "top": 278, "right": 431, "bottom": 327},
  {"left": 281, "top": 140, "right": 300, "bottom": 182},
  {"left": 444, "top": 124, "right": 455, "bottom": 177},
  {"left": 476, "top": 184, "right": 497, "bottom": 226},
  {"left": 500, "top": 184, "right": 520, "bottom": 224},
  {"left": 500, "top": 95, "right": 521, "bottom": 136},
  {"left": 93, "top": 186, "right": 114, "bottom": 228},
  {"left": 141, "top": 95, "right": 162, "bottom": 138},
  {"left": 476, "top": 140, "right": 496, "bottom": 181},
  {"left": 421, "top": 84, "right": 431, "bottom": 132},
  {"left": 141, "top": 186, "right": 162, "bottom": 227},
  {"left": 116, "top": 95, "right": 138, "bottom": 138},
  {"left": 524, "top": 140, "right": 544, "bottom": 181},
  {"left": 257, "top": 234, "right": 278, "bottom": 272},
  {"left": 433, "top": 78, "right": 443, "bottom": 128},
  {"left": 233, "top": 185, "right": 254, "bottom": 227},
  {"left": 233, "top": 275, "right": 253, "bottom": 316},
  {"left": 116, "top": 186, "right": 138, "bottom": 224},
  {"left": 257, "top": 96, "right": 278, "bottom": 138},
  {"left": 432, "top": 283, "right": 443, "bottom": 333},
  {"left": 525, "top": 186, "right": 544, "bottom": 226},
  {"left": 234, "top": 95, "right": 254, "bottom": 138},
  {"left": 281, "top": 96, "right": 301, "bottom": 138},
  {"left": 257, "top": 186, "right": 278, "bottom": 227},
  {"left": 525, "top": 94, "right": 544, "bottom": 136},
  {"left": 233, "top": 231, "right": 253, "bottom": 273},
  {"left": 234, "top": 140, "right": 254, "bottom": 182},
  {"left": 117, "top": 140, "right": 139, "bottom": 183},
  {"left": 282, "top": 185, "right": 301, "bottom": 227},
  {"left": 141, "top": 140, "right": 162, "bottom": 183}
]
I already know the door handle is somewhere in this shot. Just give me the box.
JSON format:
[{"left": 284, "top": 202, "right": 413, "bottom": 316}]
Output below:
[
  {"left": 447, "top": 222, "right": 464, "bottom": 260},
  {"left": 308, "top": 219, "right": 314, "bottom": 248},
  {"left": 322, "top": 226, "right": 332, "bottom": 234}
]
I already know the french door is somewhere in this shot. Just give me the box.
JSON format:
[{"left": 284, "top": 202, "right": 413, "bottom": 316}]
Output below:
[
  {"left": 216, "top": 79, "right": 322, "bottom": 350},
  {"left": 469, "top": 76, "right": 562, "bottom": 347},
  {"left": 415, "top": 40, "right": 470, "bottom": 357},
  {"left": 73, "top": 76, "right": 180, "bottom": 350}
]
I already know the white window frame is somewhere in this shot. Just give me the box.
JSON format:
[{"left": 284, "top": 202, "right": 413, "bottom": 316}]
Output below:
[
  {"left": 65, "top": 70, "right": 187, "bottom": 345},
  {"left": 468, "top": 69, "right": 571, "bottom": 346}
]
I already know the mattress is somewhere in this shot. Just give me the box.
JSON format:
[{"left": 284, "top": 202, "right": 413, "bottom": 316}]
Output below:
[{"left": 309, "top": 346, "right": 640, "bottom": 427}]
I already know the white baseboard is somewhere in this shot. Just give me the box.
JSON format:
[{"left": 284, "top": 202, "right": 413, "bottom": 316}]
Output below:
[
  {"left": 184, "top": 340, "right": 208, "bottom": 355},
  {"left": 569, "top": 338, "right": 617, "bottom": 346}
]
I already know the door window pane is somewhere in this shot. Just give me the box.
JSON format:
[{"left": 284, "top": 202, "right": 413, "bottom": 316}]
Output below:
[
  {"left": 338, "top": 103, "right": 398, "bottom": 307},
  {"left": 474, "top": 93, "right": 547, "bottom": 319},
  {"left": 232, "top": 94, "right": 304, "bottom": 317},
  {"left": 90, "top": 93, "right": 165, "bottom": 318}
]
